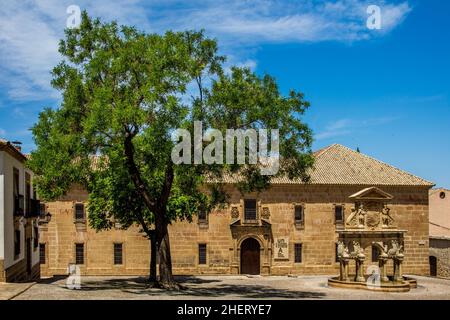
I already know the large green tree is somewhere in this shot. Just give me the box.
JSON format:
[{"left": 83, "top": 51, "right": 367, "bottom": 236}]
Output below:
[{"left": 28, "top": 12, "right": 314, "bottom": 288}]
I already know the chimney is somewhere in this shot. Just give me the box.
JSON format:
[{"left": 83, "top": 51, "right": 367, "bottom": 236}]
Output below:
[{"left": 11, "top": 140, "right": 22, "bottom": 152}]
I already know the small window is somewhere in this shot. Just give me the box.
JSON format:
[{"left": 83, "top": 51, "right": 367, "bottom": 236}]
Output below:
[
  {"left": 198, "top": 209, "right": 208, "bottom": 223},
  {"left": 114, "top": 243, "right": 123, "bottom": 265},
  {"left": 75, "top": 243, "right": 84, "bottom": 265},
  {"left": 372, "top": 245, "right": 380, "bottom": 262},
  {"left": 14, "top": 230, "right": 21, "bottom": 257},
  {"left": 75, "top": 203, "right": 85, "bottom": 220},
  {"left": 294, "top": 243, "right": 302, "bottom": 263},
  {"left": 294, "top": 205, "right": 304, "bottom": 224},
  {"left": 40, "top": 244, "right": 46, "bottom": 264},
  {"left": 33, "top": 226, "right": 39, "bottom": 249},
  {"left": 244, "top": 199, "right": 257, "bottom": 221},
  {"left": 335, "top": 205, "right": 344, "bottom": 223},
  {"left": 198, "top": 244, "right": 207, "bottom": 265},
  {"left": 440, "top": 192, "right": 446, "bottom": 199}
]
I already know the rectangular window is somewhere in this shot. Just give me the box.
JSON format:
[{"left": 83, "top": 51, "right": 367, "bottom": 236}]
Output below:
[
  {"left": 294, "top": 243, "right": 302, "bottom": 263},
  {"left": 33, "top": 226, "right": 39, "bottom": 249},
  {"left": 13, "top": 168, "right": 19, "bottom": 197},
  {"left": 25, "top": 173, "right": 31, "bottom": 215},
  {"left": 40, "top": 244, "right": 46, "bottom": 264},
  {"left": 75, "top": 203, "right": 85, "bottom": 220},
  {"left": 114, "top": 243, "right": 123, "bottom": 265},
  {"left": 13, "top": 168, "right": 22, "bottom": 216},
  {"left": 14, "top": 230, "right": 20, "bottom": 257},
  {"left": 244, "top": 199, "right": 257, "bottom": 221},
  {"left": 294, "top": 205, "right": 304, "bottom": 224},
  {"left": 198, "top": 209, "right": 207, "bottom": 223},
  {"left": 198, "top": 244, "right": 207, "bottom": 265},
  {"left": 75, "top": 243, "right": 84, "bottom": 265},
  {"left": 335, "top": 205, "right": 344, "bottom": 223}
]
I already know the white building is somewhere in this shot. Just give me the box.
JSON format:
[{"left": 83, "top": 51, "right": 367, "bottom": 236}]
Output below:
[{"left": 0, "top": 139, "right": 40, "bottom": 282}]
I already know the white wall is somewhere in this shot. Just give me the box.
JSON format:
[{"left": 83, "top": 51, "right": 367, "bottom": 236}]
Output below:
[
  {"left": 0, "top": 150, "right": 39, "bottom": 269},
  {"left": 0, "top": 151, "right": 4, "bottom": 260}
]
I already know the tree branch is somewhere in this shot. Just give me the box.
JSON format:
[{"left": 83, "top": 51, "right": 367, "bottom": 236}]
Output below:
[{"left": 123, "top": 130, "right": 157, "bottom": 213}]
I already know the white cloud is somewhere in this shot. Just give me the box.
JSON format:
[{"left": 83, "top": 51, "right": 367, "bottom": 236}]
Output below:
[
  {"left": 0, "top": 0, "right": 412, "bottom": 103},
  {"left": 316, "top": 116, "right": 398, "bottom": 140}
]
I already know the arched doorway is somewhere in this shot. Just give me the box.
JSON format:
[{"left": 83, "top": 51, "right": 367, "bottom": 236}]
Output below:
[
  {"left": 240, "top": 238, "right": 260, "bottom": 275},
  {"left": 430, "top": 256, "right": 437, "bottom": 277}
]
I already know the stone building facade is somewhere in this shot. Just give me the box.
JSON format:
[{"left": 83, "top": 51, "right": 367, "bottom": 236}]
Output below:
[
  {"left": 39, "top": 144, "right": 433, "bottom": 277},
  {"left": 0, "top": 140, "right": 41, "bottom": 282},
  {"left": 429, "top": 188, "right": 450, "bottom": 278}
]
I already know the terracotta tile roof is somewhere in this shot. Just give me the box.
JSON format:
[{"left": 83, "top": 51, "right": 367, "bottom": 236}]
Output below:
[
  {"left": 220, "top": 144, "right": 434, "bottom": 186},
  {"left": 0, "top": 139, "right": 28, "bottom": 162}
]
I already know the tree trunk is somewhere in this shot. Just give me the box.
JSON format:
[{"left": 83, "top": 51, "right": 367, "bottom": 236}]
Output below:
[
  {"left": 148, "top": 231, "right": 157, "bottom": 282},
  {"left": 155, "top": 212, "right": 178, "bottom": 288}
]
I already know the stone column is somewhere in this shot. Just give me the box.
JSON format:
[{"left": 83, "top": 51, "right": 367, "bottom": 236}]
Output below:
[
  {"left": 378, "top": 256, "right": 389, "bottom": 282},
  {"left": 355, "top": 257, "right": 366, "bottom": 282},
  {"left": 342, "top": 258, "right": 350, "bottom": 282},
  {"left": 393, "top": 256, "right": 404, "bottom": 282}
]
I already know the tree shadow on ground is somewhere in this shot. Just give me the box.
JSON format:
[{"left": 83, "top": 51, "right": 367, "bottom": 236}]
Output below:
[{"left": 52, "top": 276, "right": 327, "bottom": 299}]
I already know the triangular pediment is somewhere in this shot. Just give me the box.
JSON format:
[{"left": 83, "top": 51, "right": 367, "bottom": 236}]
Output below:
[{"left": 349, "top": 187, "right": 394, "bottom": 201}]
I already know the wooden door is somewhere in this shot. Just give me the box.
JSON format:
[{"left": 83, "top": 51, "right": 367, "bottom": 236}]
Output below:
[{"left": 240, "top": 238, "right": 260, "bottom": 275}]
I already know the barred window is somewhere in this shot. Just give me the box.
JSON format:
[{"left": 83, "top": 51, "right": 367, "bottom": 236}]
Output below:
[
  {"left": 40, "top": 244, "right": 46, "bottom": 264},
  {"left": 244, "top": 199, "right": 257, "bottom": 221},
  {"left": 294, "top": 205, "right": 304, "bottom": 223},
  {"left": 75, "top": 243, "right": 84, "bottom": 265},
  {"left": 198, "top": 244, "right": 207, "bottom": 265},
  {"left": 335, "top": 205, "right": 344, "bottom": 223},
  {"left": 294, "top": 243, "right": 302, "bottom": 263},
  {"left": 198, "top": 209, "right": 208, "bottom": 223},
  {"left": 114, "top": 243, "right": 123, "bottom": 265},
  {"left": 75, "top": 203, "right": 85, "bottom": 220}
]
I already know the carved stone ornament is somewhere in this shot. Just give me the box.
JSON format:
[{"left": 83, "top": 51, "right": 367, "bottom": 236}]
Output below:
[
  {"left": 231, "top": 206, "right": 240, "bottom": 219},
  {"left": 337, "top": 241, "right": 350, "bottom": 259},
  {"left": 346, "top": 202, "right": 394, "bottom": 230},
  {"left": 261, "top": 207, "right": 270, "bottom": 219}
]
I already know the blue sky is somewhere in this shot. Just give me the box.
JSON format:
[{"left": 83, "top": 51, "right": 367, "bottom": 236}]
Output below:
[{"left": 0, "top": 0, "right": 449, "bottom": 188}]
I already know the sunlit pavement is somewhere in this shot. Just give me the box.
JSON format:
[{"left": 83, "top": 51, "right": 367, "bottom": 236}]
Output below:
[
  {"left": 8, "top": 275, "right": 450, "bottom": 300},
  {"left": 0, "top": 282, "right": 35, "bottom": 300}
]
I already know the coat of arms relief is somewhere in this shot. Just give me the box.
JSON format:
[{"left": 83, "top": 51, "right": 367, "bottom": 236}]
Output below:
[{"left": 346, "top": 187, "right": 395, "bottom": 230}]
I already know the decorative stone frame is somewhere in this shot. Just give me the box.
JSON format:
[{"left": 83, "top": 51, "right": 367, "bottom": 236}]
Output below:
[
  {"left": 73, "top": 202, "right": 87, "bottom": 232},
  {"left": 292, "top": 202, "right": 305, "bottom": 230},
  {"left": 333, "top": 203, "right": 346, "bottom": 228},
  {"left": 240, "top": 197, "right": 261, "bottom": 225},
  {"left": 197, "top": 209, "right": 209, "bottom": 230},
  {"left": 229, "top": 231, "right": 272, "bottom": 275},
  {"left": 236, "top": 235, "right": 266, "bottom": 275}
]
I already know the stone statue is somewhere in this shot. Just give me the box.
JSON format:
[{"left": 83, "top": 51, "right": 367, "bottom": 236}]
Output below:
[
  {"left": 351, "top": 241, "right": 365, "bottom": 258},
  {"left": 357, "top": 204, "right": 366, "bottom": 228},
  {"left": 388, "top": 240, "right": 403, "bottom": 258},
  {"left": 381, "top": 205, "right": 394, "bottom": 228},
  {"left": 337, "top": 241, "right": 350, "bottom": 259}
]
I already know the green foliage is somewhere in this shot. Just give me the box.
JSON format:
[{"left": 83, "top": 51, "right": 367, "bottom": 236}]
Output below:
[{"left": 27, "top": 11, "right": 314, "bottom": 238}]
